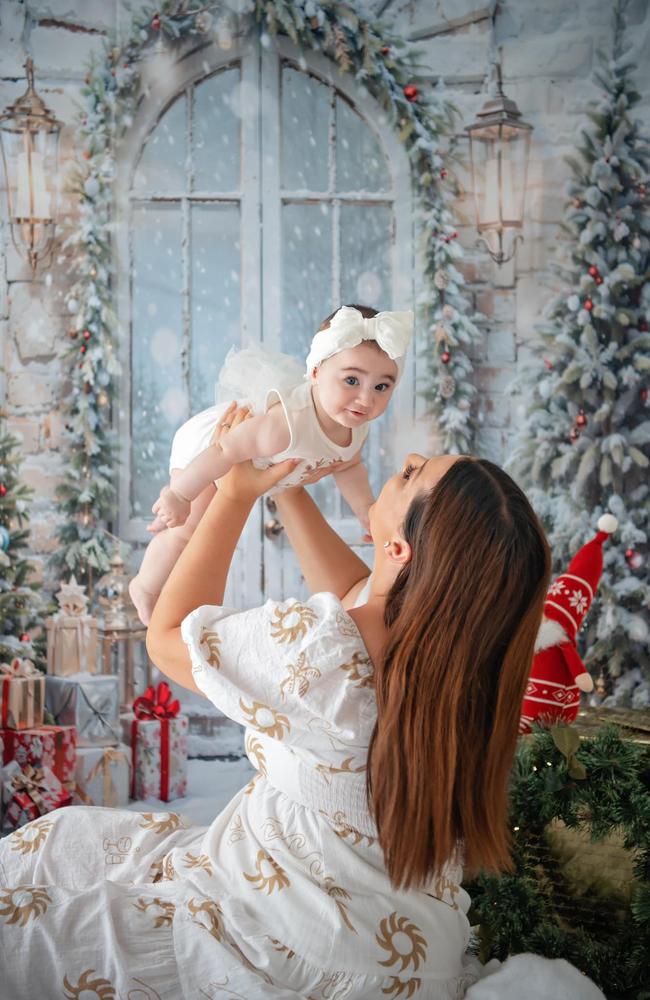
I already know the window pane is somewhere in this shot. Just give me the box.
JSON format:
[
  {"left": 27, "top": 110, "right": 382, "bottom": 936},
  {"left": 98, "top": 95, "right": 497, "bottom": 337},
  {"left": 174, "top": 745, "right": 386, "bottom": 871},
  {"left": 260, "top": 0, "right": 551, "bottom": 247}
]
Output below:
[
  {"left": 281, "top": 201, "right": 332, "bottom": 359},
  {"left": 131, "top": 203, "right": 184, "bottom": 518},
  {"left": 281, "top": 66, "right": 330, "bottom": 192},
  {"left": 340, "top": 203, "right": 391, "bottom": 307},
  {"left": 191, "top": 203, "right": 241, "bottom": 410},
  {"left": 132, "top": 94, "right": 187, "bottom": 194},
  {"left": 336, "top": 97, "right": 390, "bottom": 193},
  {"left": 193, "top": 67, "right": 241, "bottom": 191}
]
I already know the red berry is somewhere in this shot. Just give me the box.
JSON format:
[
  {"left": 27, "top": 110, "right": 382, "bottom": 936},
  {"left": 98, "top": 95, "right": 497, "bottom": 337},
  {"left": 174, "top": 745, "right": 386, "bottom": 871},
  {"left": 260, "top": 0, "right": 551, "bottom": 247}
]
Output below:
[
  {"left": 381, "top": 46, "right": 390, "bottom": 56},
  {"left": 441, "top": 350, "right": 451, "bottom": 364},
  {"left": 80, "top": 345, "right": 87, "bottom": 354},
  {"left": 20, "top": 633, "right": 30, "bottom": 642},
  {"left": 588, "top": 265, "right": 599, "bottom": 277},
  {"left": 576, "top": 411, "right": 587, "bottom": 427},
  {"left": 584, "top": 299, "right": 593, "bottom": 311},
  {"left": 569, "top": 427, "right": 580, "bottom": 442},
  {"left": 595, "top": 275, "right": 603, "bottom": 285},
  {"left": 639, "top": 320, "right": 648, "bottom": 332},
  {"left": 440, "top": 168, "right": 447, "bottom": 179},
  {"left": 151, "top": 13, "right": 161, "bottom": 30},
  {"left": 0, "top": 484, "right": 6, "bottom": 497},
  {"left": 641, "top": 388, "right": 648, "bottom": 402},
  {"left": 403, "top": 84, "right": 419, "bottom": 103},
  {"left": 83, "top": 150, "right": 91, "bottom": 160},
  {"left": 83, "top": 330, "right": 91, "bottom": 340},
  {"left": 625, "top": 548, "right": 635, "bottom": 559}
]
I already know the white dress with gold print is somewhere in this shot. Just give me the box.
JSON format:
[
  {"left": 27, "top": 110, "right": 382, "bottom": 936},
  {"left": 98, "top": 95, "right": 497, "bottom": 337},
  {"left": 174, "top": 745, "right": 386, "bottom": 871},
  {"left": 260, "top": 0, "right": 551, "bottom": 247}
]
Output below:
[{"left": 0, "top": 593, "right": 482, "bottom": 999}]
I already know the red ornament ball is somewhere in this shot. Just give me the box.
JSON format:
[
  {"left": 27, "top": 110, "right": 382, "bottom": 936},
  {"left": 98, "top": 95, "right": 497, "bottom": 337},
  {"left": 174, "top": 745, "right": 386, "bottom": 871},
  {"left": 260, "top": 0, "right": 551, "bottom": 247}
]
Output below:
[
  {"left": 588, "top": 265, "right": 599, "bottom": 277},
  {"left": 151, "top": 13, "right": 161, "bottom": 30},
  {"left": 595, "top": 275, "right": 603, "bottom": 285},
  {"left": 543, "top": 357, "right": 554, "bottom": 370},
  {"left": 639, "top": 320, "right": 648, "bottom": 332},
  {"left": 381, "top": 46, "right": 390, "bottom": 56},
  {"left": 83, "top": 330, "right": 91, "bottom": 341},
  {"left": 83, "top": 150, "right": 91, "bottom": 160},
  {"left": 440, "top": 350, "right": 451, "bottom": 364},
  {"left": 576, "top": 411, "right": 587, "bottom": 427},
  {"left": 440, "top": 168, "right": 448, "bottom": 179},
  {"left": 80, "top": 345, "right": 87, "bottom": 354},
  {"left": 0, "top": 484, "right": 6, "bottom": 497},
  {"left": 641, "top": 388, "right": 648, "bottom": 402},
  {"left": 584, "top": 298, "right": 594, "bottom": 311},
  {"left": 20, "top": 633, "right": 30, "bottom": 643},
  {"left": 569, "top": 427, "right": 580, "bottom": 442},
  {"left": 403, "top": 84, "right": 419, "bottom": 103}
]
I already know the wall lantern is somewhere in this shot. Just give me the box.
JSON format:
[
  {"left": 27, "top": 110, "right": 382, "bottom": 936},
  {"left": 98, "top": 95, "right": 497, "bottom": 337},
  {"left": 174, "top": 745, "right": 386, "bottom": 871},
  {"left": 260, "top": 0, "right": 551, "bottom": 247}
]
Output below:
[
  {"left": 0, "top": 57, "right": 61, "bottom": 270},
  {"left": 465, "top": 62, "right": 532, "bottom": 265}
]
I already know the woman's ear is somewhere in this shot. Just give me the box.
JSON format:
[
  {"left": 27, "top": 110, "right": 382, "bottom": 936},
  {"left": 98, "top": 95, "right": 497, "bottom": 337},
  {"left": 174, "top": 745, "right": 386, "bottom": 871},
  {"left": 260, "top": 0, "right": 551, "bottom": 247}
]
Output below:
[{"left": 384, "top": 538, "right": 412, "bottom": 567}]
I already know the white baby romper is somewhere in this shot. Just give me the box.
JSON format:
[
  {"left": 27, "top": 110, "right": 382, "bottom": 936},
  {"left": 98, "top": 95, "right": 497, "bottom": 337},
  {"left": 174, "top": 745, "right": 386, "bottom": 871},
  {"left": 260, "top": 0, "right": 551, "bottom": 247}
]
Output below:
[
  {"left": 0, "top": 593, "right": 482, "bottom": 999},
  {"left": 169, "top": 347, "right": 369, "bottom": 493}
]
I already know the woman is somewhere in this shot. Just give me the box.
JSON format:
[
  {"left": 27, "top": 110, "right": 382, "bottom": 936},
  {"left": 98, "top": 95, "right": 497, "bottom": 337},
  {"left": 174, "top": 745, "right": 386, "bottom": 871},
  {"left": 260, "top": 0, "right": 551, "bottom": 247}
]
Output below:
[{"left": 0, "top": 409, "right": 551, "bottom": 999}]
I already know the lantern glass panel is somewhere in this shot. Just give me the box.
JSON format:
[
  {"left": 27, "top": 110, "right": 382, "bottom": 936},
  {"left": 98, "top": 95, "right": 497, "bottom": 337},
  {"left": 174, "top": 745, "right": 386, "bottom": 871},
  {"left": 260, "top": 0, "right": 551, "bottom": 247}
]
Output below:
[
  {"left": 0, "top": 120, "right": 59, "bottom": 260},
  {"left": 469, "top": 121, "right": 530, "bottom": 237}
]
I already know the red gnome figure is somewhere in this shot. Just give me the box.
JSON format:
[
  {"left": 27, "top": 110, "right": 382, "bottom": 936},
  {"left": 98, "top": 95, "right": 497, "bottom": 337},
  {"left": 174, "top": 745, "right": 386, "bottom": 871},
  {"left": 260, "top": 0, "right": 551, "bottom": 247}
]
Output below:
[{"left": 519, "top": 513, "right": 618, "bottom": 733}]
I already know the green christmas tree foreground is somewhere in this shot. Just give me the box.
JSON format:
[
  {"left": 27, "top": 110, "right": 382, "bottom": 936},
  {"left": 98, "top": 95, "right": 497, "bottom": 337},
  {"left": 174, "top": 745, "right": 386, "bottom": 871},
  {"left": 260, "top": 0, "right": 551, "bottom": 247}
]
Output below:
[
  {"left": 509, "top": 0, "right": 650, "bottom": 694},
  {"left": 0, "top": 411, "right": 44, "bottom": 667}
]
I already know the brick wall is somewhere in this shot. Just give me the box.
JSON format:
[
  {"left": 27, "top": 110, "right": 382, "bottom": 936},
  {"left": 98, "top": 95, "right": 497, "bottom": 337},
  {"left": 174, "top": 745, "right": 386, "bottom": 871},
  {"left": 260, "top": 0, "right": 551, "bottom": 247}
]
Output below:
[{"left": 1, "top": 0, "right": 649, "bottom": 581}]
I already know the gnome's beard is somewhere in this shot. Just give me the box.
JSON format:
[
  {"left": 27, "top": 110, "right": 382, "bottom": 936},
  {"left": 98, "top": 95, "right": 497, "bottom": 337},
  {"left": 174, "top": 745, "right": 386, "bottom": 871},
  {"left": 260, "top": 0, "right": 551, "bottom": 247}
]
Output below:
[{"left": 534, "top": 617, "right": 569, "bottom": 653}]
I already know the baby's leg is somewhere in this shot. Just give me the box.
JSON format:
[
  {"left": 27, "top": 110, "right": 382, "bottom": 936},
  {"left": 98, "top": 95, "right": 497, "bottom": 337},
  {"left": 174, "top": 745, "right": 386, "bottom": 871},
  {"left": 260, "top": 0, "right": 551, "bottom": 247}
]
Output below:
[{"left": 129, "top": 476, "right": 216, "bottom": 626}]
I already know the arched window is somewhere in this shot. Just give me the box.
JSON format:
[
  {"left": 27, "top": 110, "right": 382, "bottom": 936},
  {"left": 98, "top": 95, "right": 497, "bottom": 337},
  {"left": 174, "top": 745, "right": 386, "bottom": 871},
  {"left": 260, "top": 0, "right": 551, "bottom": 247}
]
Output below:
[{"left": 116, "top": 40, "right": 413, "bottom": 604}]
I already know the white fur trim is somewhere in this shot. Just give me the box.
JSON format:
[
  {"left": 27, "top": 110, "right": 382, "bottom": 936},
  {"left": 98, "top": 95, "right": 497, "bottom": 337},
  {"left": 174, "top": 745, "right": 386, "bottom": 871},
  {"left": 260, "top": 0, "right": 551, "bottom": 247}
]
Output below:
[
  {"left": 598, "top": 513, "right": 618, "bottom": 534},
  {"left": 534, "top": 617, "right": 569, "bottom": 652}
]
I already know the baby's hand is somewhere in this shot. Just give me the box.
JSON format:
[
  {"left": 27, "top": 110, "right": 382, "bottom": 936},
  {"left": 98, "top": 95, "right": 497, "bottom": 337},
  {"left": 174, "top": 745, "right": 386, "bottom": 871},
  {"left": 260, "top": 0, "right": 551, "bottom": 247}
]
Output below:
[
  {"left": 152, "top": 486, "right": 191, "bottom": 528},
  {"left": 147, "top": 515, "right": 168, "bottom": 534},
  {"left": 358, "top": 511, "right": 372, "bottom": 543}
]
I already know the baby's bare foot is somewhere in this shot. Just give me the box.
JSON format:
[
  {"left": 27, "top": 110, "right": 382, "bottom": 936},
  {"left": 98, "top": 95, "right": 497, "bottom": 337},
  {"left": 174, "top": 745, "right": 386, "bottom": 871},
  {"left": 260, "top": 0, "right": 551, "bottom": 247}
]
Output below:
[{"left": 128, "top": 576, "right": 160, "bottom": 627}]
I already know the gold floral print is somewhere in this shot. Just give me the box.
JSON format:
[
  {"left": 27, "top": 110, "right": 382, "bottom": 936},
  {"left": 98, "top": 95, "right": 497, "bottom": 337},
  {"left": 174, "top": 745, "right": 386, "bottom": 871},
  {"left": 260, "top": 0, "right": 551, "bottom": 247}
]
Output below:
[
  {"left": 382, "top": 977, "right": 422, "bottom": 998},
  {"left": 338, "top": 650, "right": 373, "bottom": 688},
  {"left": 199, "top": 627, "right": 221, "bottom": 668},
  {"left": 267, "top": 936, "right": 296, "bottom": 959},
  {"left": 8, "top": 817, "right": 53, "bottom": 855},
  {"left": 0, "top": 886, "right": 51, "bottom": 926},
  {"left": 323, "top": 877, "right": 357, "bottom": 934},
  {"left": 279, "top": 651, "right": 321, "bottom": 699},
  {"left": 188, "top": 897, "right": 223, "bottom": 942},
  {"left": 148, "top": 858, "right": 164, "bottom": 883},
  {"left": 245, "top": 733, "right": 268, "bottom": 775},
  {"left": 243, "top": 772, "right": 262, "bottom": 796},
  {"left": 63, "top": 969, "right": 115, "bottom": 999},
  {"left": 148, "top": 854, "right": 174, "bottom": 883},
  {"left": 227, "top": 814, "right": 246, "bottom": 845},
  {"left": 315, "top": 756, "right": 367, "bottom": 778},
  {"left": 335, "top": 610, "right": 360, "bottom": 638},
  {"left": 133, "top": 896, "right": 175, "bottom": 928},
  {"left": 138, "top": 811, "right": 185, "bottom": 835},
  {"left": 376, "top": 912, "right": 427, "bottom": 973},
  {"left": 431, "top": 875, "right": 461, "bottom": 910},
  {"left": 323, "top": 811, "right": 375, "bottom": 848},
  {"left": 239, "top": 699, "right": 290, "bottom": 740},
  {"left": 243, "top": 849, "right": 290, "bottom": 894},
  {"left": 270, "top": 602, "right": 318, "bottom": 644},
  {"left": 183, "top": 851, "right": 213, "bottom": 876},
  {"left": 307, "top": 971, "right": 355, "bottom": 998}
]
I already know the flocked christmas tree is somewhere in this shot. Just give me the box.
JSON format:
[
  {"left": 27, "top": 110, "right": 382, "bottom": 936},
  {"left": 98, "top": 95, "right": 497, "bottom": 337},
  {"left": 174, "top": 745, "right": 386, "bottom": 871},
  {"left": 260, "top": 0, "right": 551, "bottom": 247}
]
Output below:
[
  {"left": 509, "top": 0, "right": 650, "bottom": 701},
  {"left": 0, "top": 412, "right": 44, "bottom": 668}
]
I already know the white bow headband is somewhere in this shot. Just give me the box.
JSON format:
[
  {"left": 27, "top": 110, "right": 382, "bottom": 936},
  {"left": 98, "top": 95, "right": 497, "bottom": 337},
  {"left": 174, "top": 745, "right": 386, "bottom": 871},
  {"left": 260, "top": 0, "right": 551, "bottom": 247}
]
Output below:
[{"left": 306, "top": 306, "right": 414, "bottom": 382}]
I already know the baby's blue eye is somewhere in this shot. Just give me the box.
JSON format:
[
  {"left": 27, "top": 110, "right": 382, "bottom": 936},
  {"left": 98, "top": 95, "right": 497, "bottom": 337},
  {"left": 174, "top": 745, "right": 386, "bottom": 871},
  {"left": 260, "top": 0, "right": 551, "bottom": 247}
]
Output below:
[{"left": 344, "top": 376, "right": 359, "bottom": 386}]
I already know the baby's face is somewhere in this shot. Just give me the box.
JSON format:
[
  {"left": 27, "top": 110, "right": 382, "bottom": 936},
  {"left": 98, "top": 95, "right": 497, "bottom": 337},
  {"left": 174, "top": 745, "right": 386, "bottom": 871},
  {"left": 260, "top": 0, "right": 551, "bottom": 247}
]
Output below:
[{"left": 313, "top": 341, "right": 398, "bottom": 428}]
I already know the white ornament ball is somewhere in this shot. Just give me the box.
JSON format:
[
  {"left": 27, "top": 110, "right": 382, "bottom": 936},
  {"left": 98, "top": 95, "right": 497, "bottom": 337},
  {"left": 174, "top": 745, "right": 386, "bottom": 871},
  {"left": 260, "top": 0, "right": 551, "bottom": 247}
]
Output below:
[
  {"left": 84, "top": 176, "right": 100, "bottom": 199},
  {"left": 597, "top": 513, "right": 618, "bottom": 534},
  {"left": 567, "top": 295, "right": 581, "bottom": 312},
  {"left": 67, "top": 297, "right": 79, "bottom": 314}
]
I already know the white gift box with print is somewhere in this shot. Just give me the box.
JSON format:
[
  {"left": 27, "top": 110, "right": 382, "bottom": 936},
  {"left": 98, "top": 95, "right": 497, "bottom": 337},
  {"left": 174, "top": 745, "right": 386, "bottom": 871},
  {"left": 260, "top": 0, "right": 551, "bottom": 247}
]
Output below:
[{"left": 120, "top": 712, "right": 188, "bottom": 802}]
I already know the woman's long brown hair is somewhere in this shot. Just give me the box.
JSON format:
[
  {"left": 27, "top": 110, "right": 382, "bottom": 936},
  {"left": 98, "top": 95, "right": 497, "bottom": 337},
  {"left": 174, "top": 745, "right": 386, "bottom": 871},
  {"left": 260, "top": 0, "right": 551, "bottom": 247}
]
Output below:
[{"left": 367, "top": 457, "right": 551, "bottom": 890}]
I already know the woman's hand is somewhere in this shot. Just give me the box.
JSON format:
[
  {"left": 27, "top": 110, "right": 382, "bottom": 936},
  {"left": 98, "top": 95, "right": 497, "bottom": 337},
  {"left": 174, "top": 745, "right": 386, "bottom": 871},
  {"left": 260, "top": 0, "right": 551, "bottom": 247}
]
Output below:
[{"left": 216, "top": 405, "right": 298, "bottom": 502}]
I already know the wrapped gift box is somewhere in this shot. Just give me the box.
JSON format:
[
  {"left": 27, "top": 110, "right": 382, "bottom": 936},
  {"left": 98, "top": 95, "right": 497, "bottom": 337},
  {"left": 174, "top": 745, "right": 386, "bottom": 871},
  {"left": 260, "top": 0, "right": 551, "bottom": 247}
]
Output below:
[
  {"left": 2, "top": 759, "right": 71, "bottom": 831},
  {"left": 45, "top": 614, "right": 98, "bottom": 676},
  {"left": 0, "top": 661, "right": 44, "bottom": 730},
  {"left": 73, "top": 743, "right": 130, "bottom": 808},
  {"left": 1, "top": 724, "right": 76, "bottom": 789},
  {"left": 46, "top": 673, "right": 120, "bottom": 747},
  {"left": 120, "top": 683, "right": 188, "bottom": 802}
]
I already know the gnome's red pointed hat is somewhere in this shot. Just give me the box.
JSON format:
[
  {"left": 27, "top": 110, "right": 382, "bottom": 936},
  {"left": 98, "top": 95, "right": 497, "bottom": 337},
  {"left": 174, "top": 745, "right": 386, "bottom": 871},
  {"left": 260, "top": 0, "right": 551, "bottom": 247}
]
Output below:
[{"left": 542, "top": 513, "right": 618, "bottom": 642}]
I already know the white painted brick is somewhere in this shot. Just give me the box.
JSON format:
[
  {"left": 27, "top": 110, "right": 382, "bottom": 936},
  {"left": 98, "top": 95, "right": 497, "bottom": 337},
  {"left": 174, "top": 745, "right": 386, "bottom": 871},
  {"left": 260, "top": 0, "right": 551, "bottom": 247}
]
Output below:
[
  {"left": 516, "top": 274, "right": 553, "bottom": 340},
  {"left": 6, "top": 415, "right": 41, "bottom": 453},
  {"left": 30, "top": 25, "right": 106, "bottom": 79},
  {"left": 484, "top": 392, "right": 512, "bottom": 429},
  {"left": 9, "top": 282, "right": 62, "bottom": 361},
  {"left": 475, "top": 424, "right": 507, "bottom": 463},
  {"left": 476, "top": 364, "right": 516, "bottom": 393},
  {"left": 486, "top": 326, "right": 516, "bottom": 363},
  {"left": 0, "top": 0, "right": 28, "bottom": 77},
  {"left": 418, "top": 35, "right": 490, "bottom": 82},
  {"left": 29, "top": 0, "right": 115, "bottom": 31},
  {"left": 504, "top": 32, "right": 594, "bottom": 79},
  {"left": 20, "top": 458, "right": 64, "bottom": 501},
  {"left": 7, "top": 372, "right": 57, "bottom": 408}
]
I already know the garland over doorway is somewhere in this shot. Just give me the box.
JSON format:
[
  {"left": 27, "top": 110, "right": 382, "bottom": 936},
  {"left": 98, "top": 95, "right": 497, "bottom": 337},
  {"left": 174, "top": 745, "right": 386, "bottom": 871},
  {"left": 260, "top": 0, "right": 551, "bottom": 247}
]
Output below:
[{"left": 55, "top": 0, "right": 482, "bottom": 582}]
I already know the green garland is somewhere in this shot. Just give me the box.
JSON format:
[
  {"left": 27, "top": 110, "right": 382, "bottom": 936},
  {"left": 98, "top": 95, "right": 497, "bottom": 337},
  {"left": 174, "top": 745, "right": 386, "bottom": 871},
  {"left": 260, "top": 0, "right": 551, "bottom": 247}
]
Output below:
[
  {"left": 53, "top": 0, "right": 482, "bottom": 583},
  {"left": 467, "top": 724, "right": 650, "bottom": 999}
]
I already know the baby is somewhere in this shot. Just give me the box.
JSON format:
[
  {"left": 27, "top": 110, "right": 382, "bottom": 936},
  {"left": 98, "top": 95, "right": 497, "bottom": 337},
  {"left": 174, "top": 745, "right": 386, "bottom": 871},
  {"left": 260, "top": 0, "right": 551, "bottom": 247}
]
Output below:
[{"left": 129, "top": 304, "right": 413, "bottom": 624}]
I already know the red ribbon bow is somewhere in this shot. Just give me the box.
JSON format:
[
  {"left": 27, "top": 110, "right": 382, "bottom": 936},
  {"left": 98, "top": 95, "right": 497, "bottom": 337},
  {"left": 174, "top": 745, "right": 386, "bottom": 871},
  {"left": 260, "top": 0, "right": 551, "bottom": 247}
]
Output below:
[
  {"left": 132, "top": 681, "right": 180, "bottom": 721},
  {"left": 130, "top": 682, "right": 180, "bottom": 802}
]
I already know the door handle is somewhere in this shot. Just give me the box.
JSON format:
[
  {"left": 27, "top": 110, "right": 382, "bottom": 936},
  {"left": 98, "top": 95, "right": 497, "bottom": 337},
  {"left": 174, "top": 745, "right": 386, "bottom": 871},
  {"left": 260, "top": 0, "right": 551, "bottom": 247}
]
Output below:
[{"left": 264, "top": 517, "right": 284, "bottom": 539}]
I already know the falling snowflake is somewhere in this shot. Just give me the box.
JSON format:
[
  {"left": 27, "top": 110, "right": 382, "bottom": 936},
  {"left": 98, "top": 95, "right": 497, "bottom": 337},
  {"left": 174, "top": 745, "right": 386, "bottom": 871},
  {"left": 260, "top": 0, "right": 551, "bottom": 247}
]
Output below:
[{"left": 568, "top": 590, "right": 589, "bottom": 616}]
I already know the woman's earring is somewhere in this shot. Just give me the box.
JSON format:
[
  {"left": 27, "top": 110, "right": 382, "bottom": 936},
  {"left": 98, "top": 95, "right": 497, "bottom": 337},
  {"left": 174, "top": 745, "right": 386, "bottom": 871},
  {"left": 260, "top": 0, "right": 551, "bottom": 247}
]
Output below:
[{"left": 383, "top": 541, "right": 390, "bottom": 549}]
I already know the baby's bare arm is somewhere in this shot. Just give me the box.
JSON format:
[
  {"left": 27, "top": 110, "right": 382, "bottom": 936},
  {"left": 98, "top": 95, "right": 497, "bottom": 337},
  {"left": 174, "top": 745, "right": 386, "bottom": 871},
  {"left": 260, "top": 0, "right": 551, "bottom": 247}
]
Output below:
[
  {"left": 153, "top": 408, "right": 290, "bottom": 527},
  {"left": 333, "top": 455, "right": 374, "bottom": 529}
]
